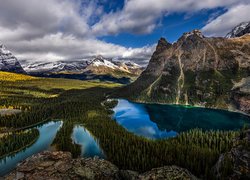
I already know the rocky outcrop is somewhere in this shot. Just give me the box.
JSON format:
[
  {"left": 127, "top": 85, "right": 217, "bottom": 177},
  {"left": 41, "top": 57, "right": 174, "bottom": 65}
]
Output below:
[
  {"left": 213, "top": 129, "right": 250, "bottom": 179},
  {"left": 5, "top": 151, "right": 197, "bottom": 180},
  {"left": 118, "top": 28, "right": 250, "bottom": 112},
  {"left": 0, "top": 45, "right": 25, "bottom": 73}
]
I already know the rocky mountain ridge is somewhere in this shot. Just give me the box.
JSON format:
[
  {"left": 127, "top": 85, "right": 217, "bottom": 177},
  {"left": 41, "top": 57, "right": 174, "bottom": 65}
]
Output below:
[
  {"left": 23, "top": 55, "right": 142, "bottom": 76},
  {"left": 0, "top": 45, "right": 25, "bottom": 73},
  {"left": 22, "top": 55, "right": 142, "bottom": 83},
  {"left": 226, "top": 21, "right": 250, "bottom": 38},
  {"left": 118, "top": 28, "right": 250, "bottom": 113}
]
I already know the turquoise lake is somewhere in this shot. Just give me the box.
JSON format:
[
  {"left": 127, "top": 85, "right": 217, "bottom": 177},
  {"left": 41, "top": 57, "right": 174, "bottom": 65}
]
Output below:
[
  {"left": 0, "top": 122, "right": 104, "bottom": 176},
  {"left": 0, "top": 121, "right": 62, "bottom": 176},
  {"left": 112, "top": 99, "right": 250, "bottom": 139}
]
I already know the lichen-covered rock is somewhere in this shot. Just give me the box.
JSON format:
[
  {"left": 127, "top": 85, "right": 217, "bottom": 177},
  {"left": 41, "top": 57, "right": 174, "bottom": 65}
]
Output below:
[
  {"left": 139, "top": 166, "right": 198, "bottom": 180},
  {"left": 5, "top": 151, "right": 198, "bottom": 180},
  {"left": 213, "top": 129, "right": 250, "bottom": 179}
]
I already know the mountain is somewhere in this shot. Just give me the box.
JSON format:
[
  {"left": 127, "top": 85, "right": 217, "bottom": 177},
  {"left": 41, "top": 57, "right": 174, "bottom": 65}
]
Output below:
[
  {"left": 0, "top": 45, "right": 25, "bottom": 73},
  {"left": 23, "top": 60, "right": 89, "bottom": 74},
  {"left": 84, "top": 55, "right": 142, "bottom": 77},
  {"left": 226, "top": 22, "right": 250, "bottom": 38},
  {"left": 22, "top": 56, "right": 143, "bottom": 84},
  {"left": 117, "top": 29, "right": 250, "bottom": 113}
]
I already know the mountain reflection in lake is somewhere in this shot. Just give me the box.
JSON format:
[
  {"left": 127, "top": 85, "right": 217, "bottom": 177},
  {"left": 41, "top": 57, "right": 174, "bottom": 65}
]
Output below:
[
  {"left": 113, "top": 99, "right": 250, "bottom": 139},
  {"left": 72, "top": 125, "right": 105, "bottom": 158}
]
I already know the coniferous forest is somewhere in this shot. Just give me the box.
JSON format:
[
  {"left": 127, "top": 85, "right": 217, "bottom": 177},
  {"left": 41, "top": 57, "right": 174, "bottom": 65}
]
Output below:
[{"left": 0, "top": 77, "right": 243, "bottom": 179}]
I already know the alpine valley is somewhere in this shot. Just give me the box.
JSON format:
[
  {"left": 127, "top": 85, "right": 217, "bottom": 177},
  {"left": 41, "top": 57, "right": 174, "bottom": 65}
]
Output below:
[{"left": 0, "top": 6, "right": 250, "bottom": 179}]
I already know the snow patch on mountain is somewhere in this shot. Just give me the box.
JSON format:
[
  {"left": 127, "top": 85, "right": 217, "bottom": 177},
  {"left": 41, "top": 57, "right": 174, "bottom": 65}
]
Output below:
[
  {"left": 0, "top": 44, "right": 25, "bottom": 73},
  {"left": 90, "top": 56, "right": 118, "bottom": 69},
  {"left": 226, "top": 22, "right": 250, "bottom": 38},
  {"left": 22, "top": 55, "right": 142, "bottom": 76},
  {"left": 23, "top": 60, "right": 88, "bottom": 74}
]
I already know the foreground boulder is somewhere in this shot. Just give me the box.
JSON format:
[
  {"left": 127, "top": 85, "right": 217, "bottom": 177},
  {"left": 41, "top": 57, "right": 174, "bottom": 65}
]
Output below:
[{"left": 5, "top": 151, "right": 197, "bottom": 180}]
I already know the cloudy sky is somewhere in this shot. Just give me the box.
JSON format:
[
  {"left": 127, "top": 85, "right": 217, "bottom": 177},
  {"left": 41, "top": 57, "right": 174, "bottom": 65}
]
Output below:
[{"left": 0, "top": 0, "right": 250, "bottom": 65}]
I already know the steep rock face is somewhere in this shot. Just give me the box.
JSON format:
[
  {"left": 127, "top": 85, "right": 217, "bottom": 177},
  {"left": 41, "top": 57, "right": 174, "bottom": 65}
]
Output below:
[
  {"left": 119, "top": 30, "right": 250, "bottom": 111},
  {"left": 0, "top": 45, "right": 25, "bottom": 73},
  {"left": 226, "top": 22, "right": 250, "bottom": 38},
  {"left": 116, "top": 37, "right": 172, "bottom": 97},
  {"left": 5, "top": 151, "right": 197, "bottom": 180},
  {"left": 213, "top": 129, "right": 250, "bottom": 179}
]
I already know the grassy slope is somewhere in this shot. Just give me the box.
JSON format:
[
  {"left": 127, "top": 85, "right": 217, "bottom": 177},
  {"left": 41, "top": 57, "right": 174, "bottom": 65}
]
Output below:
[{"left": 0, "top": 71, "right": 121, "bottom": 99}]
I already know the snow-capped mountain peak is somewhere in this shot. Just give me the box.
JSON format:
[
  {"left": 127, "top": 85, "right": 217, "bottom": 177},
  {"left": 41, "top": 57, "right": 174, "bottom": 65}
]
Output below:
[
  {"left": 0, "top": 44, "right": 11, "bottom": 54},
  {"left": 0, "top": 44, "right": 25, "bottom": 73},
  {"left": 22, "top": 56, "right": 143, "bottom": 77},
  {"left": 226, "top": 22, "right": 250, "bottom": 38},
  {"left": 90, "top": 56, "right": 118, "bottom": 69},
  {"left": 23, "top": 60, "right": 89, "bottom": 74}
]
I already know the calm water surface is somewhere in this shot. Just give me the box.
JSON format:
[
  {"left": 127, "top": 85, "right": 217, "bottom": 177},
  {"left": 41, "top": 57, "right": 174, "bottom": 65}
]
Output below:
[
  {"left": 113, "top": 99, "right": 250, "bottom": 139},
  {"left": 0, "top": 121, "right": 62, "bottom": 176},
  {"left": 72, "top": 125, "right": 105, "bottom": 158}
]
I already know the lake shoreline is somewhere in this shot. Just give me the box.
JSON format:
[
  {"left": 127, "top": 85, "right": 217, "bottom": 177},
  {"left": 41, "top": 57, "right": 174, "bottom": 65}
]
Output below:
[
  {"left": 111, "top": 99, "right": 250, "bottom": 139},
  {"left": 125, "top": 99, "right": 250, "bottom": 117}
]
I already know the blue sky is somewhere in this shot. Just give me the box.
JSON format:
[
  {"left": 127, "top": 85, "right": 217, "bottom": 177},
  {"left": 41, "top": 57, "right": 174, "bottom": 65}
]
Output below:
[
  {"left": 0, "top": 0, "right": 249, "bottom": 65},
  {"left": 100, "top": 8, "right": 226, "bottom": 48}
]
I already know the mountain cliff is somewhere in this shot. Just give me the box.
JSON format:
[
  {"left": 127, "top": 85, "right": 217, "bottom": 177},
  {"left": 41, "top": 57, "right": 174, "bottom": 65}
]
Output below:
[
  {"left": 226, "top": 22, "right": 250, "bottom": 38},
  {"left": 117, "top": 29, "right": 250, "bottom": 113},
  {"left": 0, "top": 45, "right": 25, "bottom": 73}
]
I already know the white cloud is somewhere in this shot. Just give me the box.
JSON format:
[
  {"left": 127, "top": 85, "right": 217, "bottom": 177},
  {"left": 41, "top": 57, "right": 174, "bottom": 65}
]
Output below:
[
  {"left": 202, "top": 4, "right": 250, "bottom": 37},
  {"left": 0, "top": 0, "right": 154, "bottom": 64},
  {"left": 0, "top": 0, "right": 249, "bottom": 65},
  {"left": 4, "top": 33, "right": 155, "bottom": 65},
  {"left": 92, "top": 0, "right": 247, "bottom": 36}
]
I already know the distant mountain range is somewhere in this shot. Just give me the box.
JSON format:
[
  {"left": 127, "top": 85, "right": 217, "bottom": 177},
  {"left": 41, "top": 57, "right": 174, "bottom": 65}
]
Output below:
[
  {"left": 0, "top": 45, "right": 143, "bottom": 84},
  {"left": 1, "top": 21, "right": 250, "bottom": 86},
  {"left": 118, "top": 22, "right": 250, "bottom": 114},
  {"left": 22, "top": 56, "right": 143, "bottom": 84}
]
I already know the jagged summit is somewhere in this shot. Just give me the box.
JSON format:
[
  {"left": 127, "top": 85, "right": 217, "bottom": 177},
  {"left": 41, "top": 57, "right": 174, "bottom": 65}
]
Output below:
[
  {"left": 119, "top": 27, "right": 250, "bottom": 113},
  {"left": 182, "top": 29, "right": 204, "bottom": 39},
  {"left": 155, "top": 37, "right": 172, "bottom": 53},
  {"left": 226, "top": 22, "right": 250, "bottom": 38},
  {"left": 0, "top": 44, "right": 25, "bottom": 73}
]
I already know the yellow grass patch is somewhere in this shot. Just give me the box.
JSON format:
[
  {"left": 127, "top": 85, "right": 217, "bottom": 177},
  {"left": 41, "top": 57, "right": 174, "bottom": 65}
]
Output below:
[{"left": 0, "top": 71, "right": 37, "bottom": 81}]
